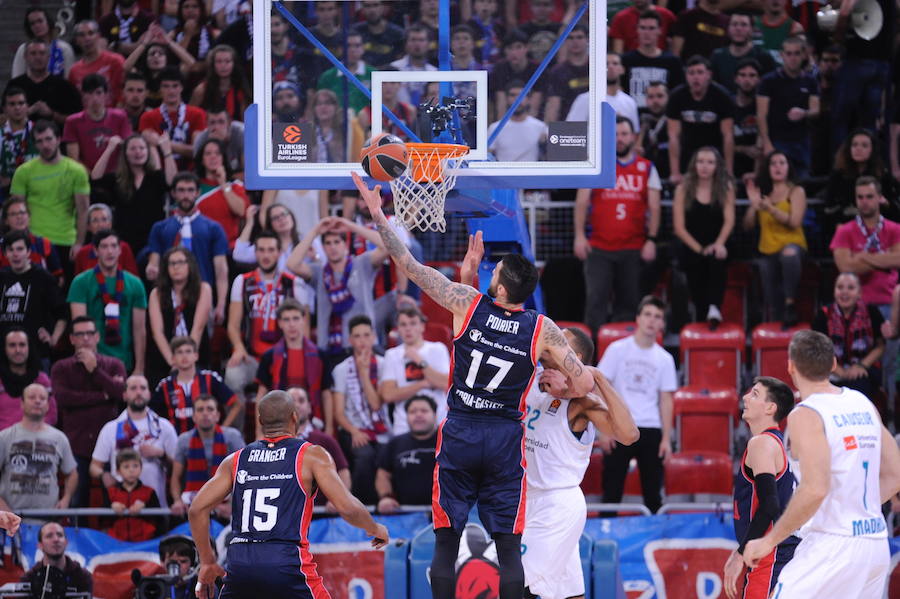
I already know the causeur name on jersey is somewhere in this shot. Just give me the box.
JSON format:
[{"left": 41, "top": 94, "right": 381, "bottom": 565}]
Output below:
[
  {"left": 455, "top": 388, "right": 504, "bottom": 410},
  {"left": 247, "top": 448, "right": 288, "bottom": 462},
  {"left": 831, "top": 412, "right": 875, "bottom": 428}
]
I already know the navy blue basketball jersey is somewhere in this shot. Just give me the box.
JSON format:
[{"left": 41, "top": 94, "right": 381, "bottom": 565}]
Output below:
[
  {"left": 447, "top": 294, "right": 543, "bottom": 421},
  {"left": 230, "top": 437, "right": 316, "bottom": 545},
  {"left": 733, "top": 428, "right": 798, "bottom": 546}
]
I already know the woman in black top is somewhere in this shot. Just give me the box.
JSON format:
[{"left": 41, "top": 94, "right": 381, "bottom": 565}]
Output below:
[
  {"left": 823, "top": 128, "right": 899, "bottom": 234},
  {"left": 91, "top": 133, "right": 176, "bottom": 261},
  {"left": 673, "top": 146, "right": 736, "bottom": 326},
  {"left": 146, "top": 247, "right": 212, "bottom": 387}
]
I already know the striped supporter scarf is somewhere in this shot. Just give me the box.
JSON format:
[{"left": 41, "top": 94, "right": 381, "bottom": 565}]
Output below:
[{"left": 185, "top": 426, "right": 228, "bottom": 492}]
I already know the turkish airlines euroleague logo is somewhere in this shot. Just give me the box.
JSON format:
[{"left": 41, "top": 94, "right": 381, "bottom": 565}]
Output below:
[{"left": 282, "top": 125, "right": 302, "bottom": 143}]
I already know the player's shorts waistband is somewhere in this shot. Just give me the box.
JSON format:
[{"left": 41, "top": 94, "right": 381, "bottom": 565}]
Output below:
[{"left": 446, "top": 411, "right": 525, "bottom": 424}]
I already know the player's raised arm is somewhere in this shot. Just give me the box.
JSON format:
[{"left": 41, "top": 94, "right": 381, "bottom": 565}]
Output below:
[
  {"left": 188, "top": 452, "right": 236, "bottom": 599},
  {"left": 352, "top": 173, "right": 478, "bottom": 319},
  {"left": 305, "top": 443, "right": 389, "bottom": 548},
  {"left": 580, "top": 368, "right": 639, "bottom": 445},
  {"left": 538, "top": 317, "right": 594, "bottom": 397}
]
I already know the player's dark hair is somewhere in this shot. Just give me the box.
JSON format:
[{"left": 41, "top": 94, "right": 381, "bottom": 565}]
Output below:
[
  {"left": 498, "top": 254, "right": 539, "bottom": 304},
  {"left": 70, "top": 315, "right": 96, "bottom": 333},
  {"left": 171, "top": 171, "right": 200, "bottom": 191},
  {"left": 115, "top": 447, "right": 142, "bottom": 470},
  {"left": 349, "top": 314, "right": 373, "bottom": 333},
  {"left": 33, "top": 119, "right": 58, "bottom": 138},
  {"left": 397, "top": 304, "right": 426, "bottom": 322},
  {"left": 822, "top": 44, "right": 844, "bottom": 58},
  {"left": 646, "top": 80, "right": 668, "bottom": 91},
  {"left": 277, "top": 298, "right": 309, "bottom": 319},
  {"left": 735, "top": 58, "right": 761, "bottom": 76},
  {"left": 451, "top": 23, "right": 475, "bottom": 39},
  {"left": 206, "top": 103, "right": 229, "bottom": 116},
  {"left": 503, "top": 28, "right": 529, "bottom": 47},
  {"left": 856, "top": 175, "right": 881, "bottom": 194},
  {"left": 788, "top": 330, "right": 835, "bottom": 382},
  {"left": 407, "top": 395, "right": 438, "bottom": 413},
  {"left": 754, "top": 376, "right": 795, "bottom": 422},
  {"left": 254, "top": 229, "right": 282, "bottom": 250},
  {"left": 159, "top": 66, "right": 184, "bottom": 85},
  {"left": 1, "top": 229, "right": 29, "bottom": 251},
  {"left": 125, "top": 71, "right": 148, "bottom": 86},
  {"left": 3, "top": 87, "right": 26, "bottom": 104},
  {"left": 564, "top": 327, "right": 595, "bottom": 364},
  {"left": 321, "top": 229, "right": 344, "bottom": 243},
  {"left": 170, "top": 335, "right": 198, "bottom": 352},
  {"left": 729, "top": 11, "right": 753, "bottom": 23},
  {"left": 615, "top": 115, "right": 634, "bottom": 133},
  {"left": 406, "top": 23, "right": 430, "bottom": 38},
  {"left": 92, "top": 229, "right": 119, "bottom": 248},
  {"left": 193, "top": 393, "right": 218, "bottom": 408},
  {"left": 638, "top": 9, "right": 661, "bottom": 24},
  {"left": 636, "top": 295, "right": 666, "bottom": 316},
  {"left": 80, "top": 73, "right": 109, "bottom": 93},
  {"left": 685, "top": 55, "right": 711, "bottom": 70}
]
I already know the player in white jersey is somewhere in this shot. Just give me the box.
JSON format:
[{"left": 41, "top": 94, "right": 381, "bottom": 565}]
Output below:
[
  {"left": 522, "top": 328, "right": 639, "bottom": 599},
  {"left": 744, "top": 330, "right": 900, "bottom": 599}
]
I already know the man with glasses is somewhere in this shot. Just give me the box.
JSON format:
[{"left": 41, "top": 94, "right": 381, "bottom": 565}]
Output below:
[
  {"left": 68, "top": 20, "right": 125, "bottom": 107},
  {"left": 0, "top": 198, "right": 63, "bottom": 281},
  {"left": 90, "top": 374, "right": 177, "bottom": 508},
  {"left": 51, "top": 315, "right": 126, "bottom": 506}
]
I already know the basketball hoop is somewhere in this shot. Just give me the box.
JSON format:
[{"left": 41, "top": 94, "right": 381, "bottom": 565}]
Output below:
[{"left": 390, "top": 142, "right": 468, "bottom": 232}]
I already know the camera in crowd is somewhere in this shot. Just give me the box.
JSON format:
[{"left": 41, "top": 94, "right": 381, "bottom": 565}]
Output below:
[{"left": 132, "top": 535, "right": 197, "bottom": 599}]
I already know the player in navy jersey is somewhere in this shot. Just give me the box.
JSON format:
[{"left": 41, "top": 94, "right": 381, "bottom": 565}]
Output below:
[
  {"left": 188, "top": 391, "right": 388, "bottom": 599},
  {"left": 724, "top": 377, "right": 797, "bottom": 599},
  {"left": 353, "top": 174, "right": 594, "bottom": 599}
]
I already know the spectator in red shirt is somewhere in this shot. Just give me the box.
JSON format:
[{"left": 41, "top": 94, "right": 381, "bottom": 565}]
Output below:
[
  {"left": 104, "top": 447, "right": 160, "bottom": 541},
  {"left": 69, "top": 21, "right": 126, "bottom": 107},
  {"left": 610, "top": 0, "right": 676, "bottom": 54},
  {"left": 194, "top": 137, "right": 248, "bottom": 248},
  {"left": 138, "top": 67, "right": 207, "bottom": 169},
  {"left": 574, "top": 117, "right": 662, "bottom": 332},
  {"left": 63, "top": 74, "right": 132, "bottom": 177},
  {"left": 73, "top": 204, "right": 139, "bottom": 276},
  {"left": 255, "top": 299, "right": 323, "bottom": 418}
]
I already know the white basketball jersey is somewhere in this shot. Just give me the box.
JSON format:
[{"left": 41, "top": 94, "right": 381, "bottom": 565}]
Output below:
[
  {"left": 794, "top": 388, "right": 886, "bottom": 539},
  {"left": 524, "top": 386, "right": 594, "bottom": 491}
]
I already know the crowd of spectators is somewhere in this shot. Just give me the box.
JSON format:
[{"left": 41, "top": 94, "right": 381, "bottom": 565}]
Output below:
[{"left": 0, "top": 0, "right": 897, "bottom": 545}]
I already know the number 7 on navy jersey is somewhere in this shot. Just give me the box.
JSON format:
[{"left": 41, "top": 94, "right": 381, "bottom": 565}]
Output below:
[{"left": 464, "top": 349, "right": 514, "bottom": 393}]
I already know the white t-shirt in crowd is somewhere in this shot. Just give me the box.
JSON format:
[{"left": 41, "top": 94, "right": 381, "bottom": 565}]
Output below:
[
  {"left": 381, "top": 340, "right": 451, "bottom": 435},
  {"left": 598, "top": 336, "right": 677, "bottom": 429},
  {"left": 92, "top": 409, "right": 178, "bottom": 507},
  {"left": 567, "top": 90, "right": 640, "bottom": 134},
  {"left": 487, "top": 116, "right": 549, "bottom": 162}
]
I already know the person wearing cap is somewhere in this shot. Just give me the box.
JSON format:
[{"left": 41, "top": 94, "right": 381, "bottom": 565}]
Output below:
[{"left": 273, "top": 81, "right": 303, "bottom": 123}]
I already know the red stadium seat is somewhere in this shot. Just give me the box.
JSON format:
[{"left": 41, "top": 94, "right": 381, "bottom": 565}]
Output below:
[
  {"left": 680, "top": 323, "right": 745, "bottom": 389},
  {"left": 581, "top": 451, "right": 604, "bottom": 500},
  {"left": 722, "top": 262, "right": 752, "bottom": 329},
  {"left": 424, "top": 321, "right": 453, "bottom": 352},
  {"left": 596, "top": 322, "right": 664, "bottom": 361},
  {"left": 664, "top": 451, "right": 733, "bottom": 501},
  {"left": 673, "top": 386, "right": 739, "bottom": 455},
  {"left": 751, "top": 322, "right": 810, "bottom": 389}
]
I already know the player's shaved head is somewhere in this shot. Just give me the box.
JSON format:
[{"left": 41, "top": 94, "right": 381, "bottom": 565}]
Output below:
[{"left": 257, "top": 390, "right": 297, "bottom": 431}]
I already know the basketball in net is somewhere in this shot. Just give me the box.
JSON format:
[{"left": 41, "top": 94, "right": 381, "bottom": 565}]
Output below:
[{"left": 359, "top": 133, "right": 409, "bottom": 181}]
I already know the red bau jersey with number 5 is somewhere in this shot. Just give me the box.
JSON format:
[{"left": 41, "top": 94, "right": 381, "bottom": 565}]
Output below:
[{"left": 589, "top": 156, "right": 658, "bottom": 251}]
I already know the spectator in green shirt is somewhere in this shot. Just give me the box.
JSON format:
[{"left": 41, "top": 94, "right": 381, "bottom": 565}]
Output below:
[
  {"left": 9, "top": 120, "right": 89, "bottom": 272},
  {"left": 67, "top": 229, "right": 147, "bottom": 373},
  {"left": 317, "top": 32, "right": 375, "bottom": 114}
]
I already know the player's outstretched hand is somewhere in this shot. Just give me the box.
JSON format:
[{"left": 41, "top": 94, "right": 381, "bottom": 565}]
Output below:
[
  {"left": 0, "top": 510, "right": 21, "bottom": 536},
  {"left": 742, "top": 537, "right": 774, "bottom": 569},
  {"left": 369, "top": 523, "right": 390, "bottom": 549},
  {"left": 195, "top": 563, "right": 226, "bottom": 599},
  {"left": 351, "top": 172, "right": 384, "bottom": 219},
  {"left": 460, "top": 231, "right": 484, "bottom": 286}
]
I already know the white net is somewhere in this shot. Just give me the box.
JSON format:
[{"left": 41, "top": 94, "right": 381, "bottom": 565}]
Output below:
[{"left": 389, "top": 143, "right": 468, "bottom": 232}]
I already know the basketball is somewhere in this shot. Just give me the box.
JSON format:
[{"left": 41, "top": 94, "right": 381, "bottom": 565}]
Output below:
[{"left": 359, "top": 133, "right": 409, "bottom": 181}]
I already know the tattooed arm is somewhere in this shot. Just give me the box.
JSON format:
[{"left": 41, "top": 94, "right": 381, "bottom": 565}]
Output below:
[
  {"left": 352, "top": 173, "right": 479, "bottom": 321},
  {"left": 538, "top": 317, "right": 594, "bottom": 397}
]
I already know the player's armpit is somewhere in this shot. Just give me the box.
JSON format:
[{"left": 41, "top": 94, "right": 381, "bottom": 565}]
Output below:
[{"left": 744, "top": 433, "right": 781, "bottom": 476}]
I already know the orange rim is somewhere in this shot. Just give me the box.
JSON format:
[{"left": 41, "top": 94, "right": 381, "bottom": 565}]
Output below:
[{"left": 405, "top": 142, "right": 469, "bottom": 183}]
